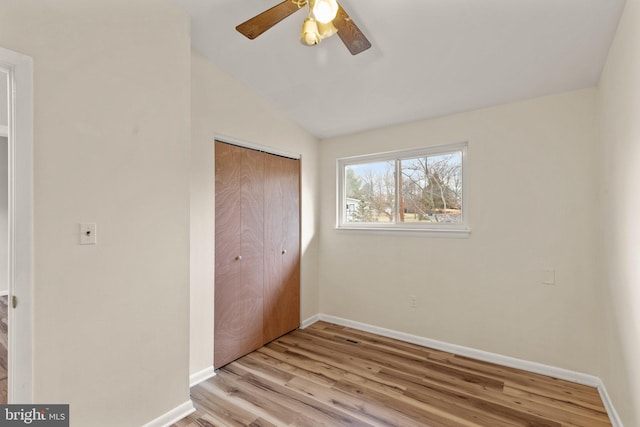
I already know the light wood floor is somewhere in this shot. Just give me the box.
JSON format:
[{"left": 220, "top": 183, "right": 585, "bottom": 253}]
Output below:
[
  {"left": 175, "top": 321, "right": 611, "bottom": 427},
  {"left": 0, "top": 295, "right": 7, "bottom": 404}
]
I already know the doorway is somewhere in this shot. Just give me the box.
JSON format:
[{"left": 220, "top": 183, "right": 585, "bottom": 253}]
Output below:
[
  {"left": 0, "top": 46, "right": 33, "bottom": 403},
  {"left": 1, "top": 68, "right": 8, "bottom": 402}
]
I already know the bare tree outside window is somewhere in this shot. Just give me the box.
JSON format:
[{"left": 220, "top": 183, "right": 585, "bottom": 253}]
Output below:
[
  {"left": 346, "top": 161, "right": 395, "bottom": 223},
  {"left": 400, "top": 153, "right": 462, "bottom": 224},
  {"left": 339, "top": 144, "right": 466, "bottom": 232}
]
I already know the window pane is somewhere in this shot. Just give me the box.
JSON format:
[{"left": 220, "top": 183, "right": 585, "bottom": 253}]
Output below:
[
  {"left": 399, "top": 152, "right": 462, "bottom": 224},
  {"left": 345, "top": 161, "right": 396, "bottom": 223}
]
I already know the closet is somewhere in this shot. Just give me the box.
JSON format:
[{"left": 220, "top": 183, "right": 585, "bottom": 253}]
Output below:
[{"left": 214, "top": 141, "right": 300, "bottom": 369}]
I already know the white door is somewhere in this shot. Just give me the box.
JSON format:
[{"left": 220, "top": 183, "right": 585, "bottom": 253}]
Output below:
[{"left": 0, "top": 46, "right": 34, "bottom": 403}]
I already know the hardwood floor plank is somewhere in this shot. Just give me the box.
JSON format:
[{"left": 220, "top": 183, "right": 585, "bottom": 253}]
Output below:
[
  {"left": 175, "top": 322, "right": 612, "bottom": 427},
  {"left": 312, "top": 323, "right": 608, "bottom": 417},
  {"left": 226, "top": 362, "right": 372, "bottom": 426},
  {"left": 312, "top": 323, "right": 455, "bottom": 362},
  {"left": 310, "top": 328, "right": 608, "bottom": 425},
  {"left": 0, "top": 295, "right": 7, "bottom": 404},
  {"left": 286, "top": 376, "right": 422, "bottom": 427},
  {"left": 250, "top": 350, "right": 339, "bottom": 388},
  {"left": 445, "top": 355, "right": 605, "bottom": 408},
  {"left": 190, "top": 383, "right": 263, "bottom": 426},
  {"left": 194, "top": 398, "right": 257, "bottom": 426},
  {"left": 503, "top": 385, "right": 611, "bottom": 422},
  {"left": 277, "top": 331, "right": 386, "bottom": 376},
  {"left": 203, "top": 369, "right": 303, "bottom": 426},
  {"left": 376, "top": 366, "right": 610, "bottom": 427},
  {"left": 265, "top": 337, "right": 392, "bottom": 387},
  {"left": 397, "top": 374, "right": 560, "bottom": 427},
  {"left": 289, "top": 328, "right": 504, "bottom": 396},
  {"left": 333, "top": 378, "right": 482, "bottom": 427},
  {"left": 242, "top": 350, "right": 436, "bottom": 427},
  {"left": 234, "top": 352, "right": 297, "bottom": 385},
  {"left": 0, "top": 378, "right": 6, "bottom": 406}
]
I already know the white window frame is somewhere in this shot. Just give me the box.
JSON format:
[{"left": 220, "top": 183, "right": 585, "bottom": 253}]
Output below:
[{"left": 336, "top": 142, "right": 470, "bottom": 237}]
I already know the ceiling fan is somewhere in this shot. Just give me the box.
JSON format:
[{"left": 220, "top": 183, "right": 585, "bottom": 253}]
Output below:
[{"left": 236, "top": 0, "right": 371, "bottom": 55}]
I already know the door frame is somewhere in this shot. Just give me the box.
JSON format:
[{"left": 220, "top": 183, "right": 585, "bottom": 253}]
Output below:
[
  {"left": 1, "top": 46, "right": 34, "bottom": 403},
  {"left": 214, "top": 134, "right": 301, "bottom": 160}
]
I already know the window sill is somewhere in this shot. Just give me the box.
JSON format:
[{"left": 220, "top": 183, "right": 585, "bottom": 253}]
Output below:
[{"left": 334, "top": 226, "right": 471, "bottom": 239}]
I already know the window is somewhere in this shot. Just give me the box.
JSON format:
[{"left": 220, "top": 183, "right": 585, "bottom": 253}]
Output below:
[{"left": 337, "top": 142, "right": 469, "bottom": 236}]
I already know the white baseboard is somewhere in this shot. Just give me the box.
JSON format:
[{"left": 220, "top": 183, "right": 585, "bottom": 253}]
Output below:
[
  {"left": 303, "top": 313, "right": 623, "bottom": 427},
  {"left": 596, "top": 379, "right": 624, "bottom": 427},
  {"left": 142, "top": 400, "right": 195, "bottom": 427},
  {"left": 143, "top": 368, "right": 215, "bottom": 427},
  {"left": 190, "top": 366, "right": 217, "bottom": 388},
  {"left": 300, "top": 313, "right": 320, "bottom": 329}
]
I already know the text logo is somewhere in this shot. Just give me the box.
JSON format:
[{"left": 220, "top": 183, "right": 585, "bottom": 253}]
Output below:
[{"left": 0, "top": 405, "right": 69, "bottom": 426}]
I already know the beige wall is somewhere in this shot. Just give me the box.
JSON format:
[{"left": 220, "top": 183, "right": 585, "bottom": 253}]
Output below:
[
  {"left": 319, "top": 89, "right": 601, "bottom": 374},
  {"left": 598, "top": 0, "right": 640, "bottom": 424},
  {"left": 0, "top": 1, "right": 191, "bottom": 426},
  {"left": 189, "top": 51, "right": 320, "bottom": 377},
  {"left": 0, "top": 0, "right": 633, "bottom": 424}
]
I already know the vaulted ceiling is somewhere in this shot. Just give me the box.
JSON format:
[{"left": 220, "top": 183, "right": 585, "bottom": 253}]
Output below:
[{"left": 174, "top": 0, "right": 625, "bottom": 139}]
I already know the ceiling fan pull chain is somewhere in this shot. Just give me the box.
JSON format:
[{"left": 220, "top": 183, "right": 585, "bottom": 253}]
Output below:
[{"left": 291, "top": 0, "right": 308, "bottom": 8}]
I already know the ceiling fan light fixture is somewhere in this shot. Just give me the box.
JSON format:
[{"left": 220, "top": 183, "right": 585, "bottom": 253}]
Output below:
[
  {"left": 300, "top": 17, "right": 321, "bottom": 45},
  {"left": 311, "top": 0, "right": 338, "bottom": 24},
  {"left": 317, "top": 21, "right": 338, "bottom": 39},
  {"left": 236, "top": 0, "right": 371, "bottom": 55}
]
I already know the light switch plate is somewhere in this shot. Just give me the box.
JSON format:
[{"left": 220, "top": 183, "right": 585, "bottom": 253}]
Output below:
[
  {"left": 542, "top": 269, "right": 555, "bottom": 285},
  {"left": 80, "top": 223, "right": 97, "bottom": 245}
]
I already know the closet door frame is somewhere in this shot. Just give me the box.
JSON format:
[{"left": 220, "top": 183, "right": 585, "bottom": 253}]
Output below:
[{"left": 215, "top": 134, "right": 301, "bottom": 161}]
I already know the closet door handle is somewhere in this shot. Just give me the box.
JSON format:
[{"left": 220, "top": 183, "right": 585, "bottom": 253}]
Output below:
[
  {"left": 282, "top": 250, "right": 287, "bottom": 255},
  {"left": 236, "top": 255, "right": 242, "bottom": 261}
]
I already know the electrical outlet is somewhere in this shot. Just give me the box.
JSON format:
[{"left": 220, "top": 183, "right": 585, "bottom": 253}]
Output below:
[
  {"left": 410, "top": 295, "right": 417, "bottom": 308},
  {"left": 80, "top": 223, "right": 97, "bottom": 245}
]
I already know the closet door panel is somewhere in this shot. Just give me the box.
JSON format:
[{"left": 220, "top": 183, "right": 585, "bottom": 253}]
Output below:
[
  {"left": 263, "top": 154, "right": 300, "bottom": 343},
  {"left": 281, "top": 156, "right": 300, "bottom": 333},
  {"left": 263, "top": 154, "right": 285, "bottom": 343},
  {"left": 214, "top": 143, "right": 264, "bottom": 368},
  {"left": 239, "top": 147, "right": 265, "bottom": 351},
  {"left": 240, "top": 148, "right": 265, "bottom": 291}
]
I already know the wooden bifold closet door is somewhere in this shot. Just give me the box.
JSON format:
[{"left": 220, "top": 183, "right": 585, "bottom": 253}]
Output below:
[
  {"left": 263, "top": 153, "right": 301, "bottom": 343},
  {"left": 214, "top": 141, "right": 300, "bottom": 369}
]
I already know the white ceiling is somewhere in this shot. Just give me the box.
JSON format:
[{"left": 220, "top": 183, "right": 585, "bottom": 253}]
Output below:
[{"left": 174, "top": 0, "right": 625, "bottom": 139}]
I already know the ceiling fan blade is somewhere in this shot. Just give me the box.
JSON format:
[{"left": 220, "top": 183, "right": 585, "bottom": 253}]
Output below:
[
  {"left": 333, "top": 3, "right": 371, "bottom": 55},
  {"left": 236, "top": 1, "right": 303, "bottom": 40}
]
